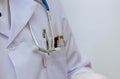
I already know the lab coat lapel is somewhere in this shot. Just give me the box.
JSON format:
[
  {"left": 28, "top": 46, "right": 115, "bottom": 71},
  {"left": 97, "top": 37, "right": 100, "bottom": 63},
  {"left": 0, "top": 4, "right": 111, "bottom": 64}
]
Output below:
[{"left": 7, "top": 0, "right": 37, "bottom": 47}]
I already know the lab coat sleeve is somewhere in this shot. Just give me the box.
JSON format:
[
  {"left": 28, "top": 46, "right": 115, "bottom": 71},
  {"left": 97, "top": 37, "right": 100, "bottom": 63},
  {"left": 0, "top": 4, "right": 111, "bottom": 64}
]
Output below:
[
  {"left": 62, "top": 19, "right": 94, "bottom": 79},
  {"left": 53, "top": 0, "right": 94, "bottom": 79}
]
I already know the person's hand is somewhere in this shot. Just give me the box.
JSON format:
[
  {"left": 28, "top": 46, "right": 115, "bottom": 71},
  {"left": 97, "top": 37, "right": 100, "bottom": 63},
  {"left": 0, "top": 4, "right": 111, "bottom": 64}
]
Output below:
[{"left": 74, "top": 72, "right": 108, "bottom": 79}]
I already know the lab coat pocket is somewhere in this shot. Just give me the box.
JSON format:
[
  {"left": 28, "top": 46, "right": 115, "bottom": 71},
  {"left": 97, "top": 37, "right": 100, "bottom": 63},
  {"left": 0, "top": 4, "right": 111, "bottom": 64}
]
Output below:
[
  {"left": 47, "top": 46, "right": 68, "bottom": 79},
  {"left": 50, "top": 47, "right": 66, "bottom": 60},
  {"left": 8, "top": 42, "right": 43, "bottom": 79}
]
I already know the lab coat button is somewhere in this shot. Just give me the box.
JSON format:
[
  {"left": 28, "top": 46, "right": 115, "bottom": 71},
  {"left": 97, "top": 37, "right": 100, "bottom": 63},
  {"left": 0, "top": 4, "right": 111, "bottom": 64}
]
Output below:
[{"left": 0, "top": 12, "right": 2, "bottom": 17}]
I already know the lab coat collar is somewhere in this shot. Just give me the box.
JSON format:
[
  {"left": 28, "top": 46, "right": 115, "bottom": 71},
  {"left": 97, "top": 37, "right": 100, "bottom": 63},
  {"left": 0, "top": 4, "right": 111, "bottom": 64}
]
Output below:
[{"left": 7, "top": 0, "right": 38, "bottom": 47}]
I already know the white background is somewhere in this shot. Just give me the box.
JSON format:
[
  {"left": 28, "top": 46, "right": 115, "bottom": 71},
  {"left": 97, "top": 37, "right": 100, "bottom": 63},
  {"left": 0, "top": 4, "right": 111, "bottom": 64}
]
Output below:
[{"left": 60, "top": 0, "right": 120, "bottom": 79}]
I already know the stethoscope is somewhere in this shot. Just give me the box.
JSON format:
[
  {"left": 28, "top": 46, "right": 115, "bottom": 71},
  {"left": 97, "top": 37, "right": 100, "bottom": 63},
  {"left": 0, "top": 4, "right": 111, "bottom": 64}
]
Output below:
[{"left": 29, "top": 0, "right": 65, "bottom": 54}]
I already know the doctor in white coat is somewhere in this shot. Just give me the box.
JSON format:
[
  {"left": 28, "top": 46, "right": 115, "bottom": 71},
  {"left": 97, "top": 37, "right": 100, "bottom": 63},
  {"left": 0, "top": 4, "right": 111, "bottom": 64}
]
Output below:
[{"left": 0, "top": 0, "right": 108, "bottom": 79}]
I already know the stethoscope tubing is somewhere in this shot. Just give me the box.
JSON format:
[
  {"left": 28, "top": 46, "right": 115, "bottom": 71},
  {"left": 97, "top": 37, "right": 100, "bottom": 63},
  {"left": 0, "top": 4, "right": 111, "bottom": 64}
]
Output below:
[
  {"left": 46, "top": 11, "right": 55, "bottom": 49},
  {"left": 29, "top": 0, "right": 61, "bottom": 53}
]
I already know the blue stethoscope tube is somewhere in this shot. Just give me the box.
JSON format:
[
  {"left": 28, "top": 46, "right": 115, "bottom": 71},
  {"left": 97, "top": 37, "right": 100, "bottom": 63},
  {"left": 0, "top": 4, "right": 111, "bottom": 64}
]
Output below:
[
  {"left": 42, "top": 0, "right": 55, "bottom": 50},
  {"left": 42, "top": 0, "right": 50, "bottom": 11}
]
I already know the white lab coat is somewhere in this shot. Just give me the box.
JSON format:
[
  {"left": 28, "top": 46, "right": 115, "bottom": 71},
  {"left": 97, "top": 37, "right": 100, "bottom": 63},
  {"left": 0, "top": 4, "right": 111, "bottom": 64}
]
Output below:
[{"left": 0, "top": 0, "right": 93, "bottom": 79}]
